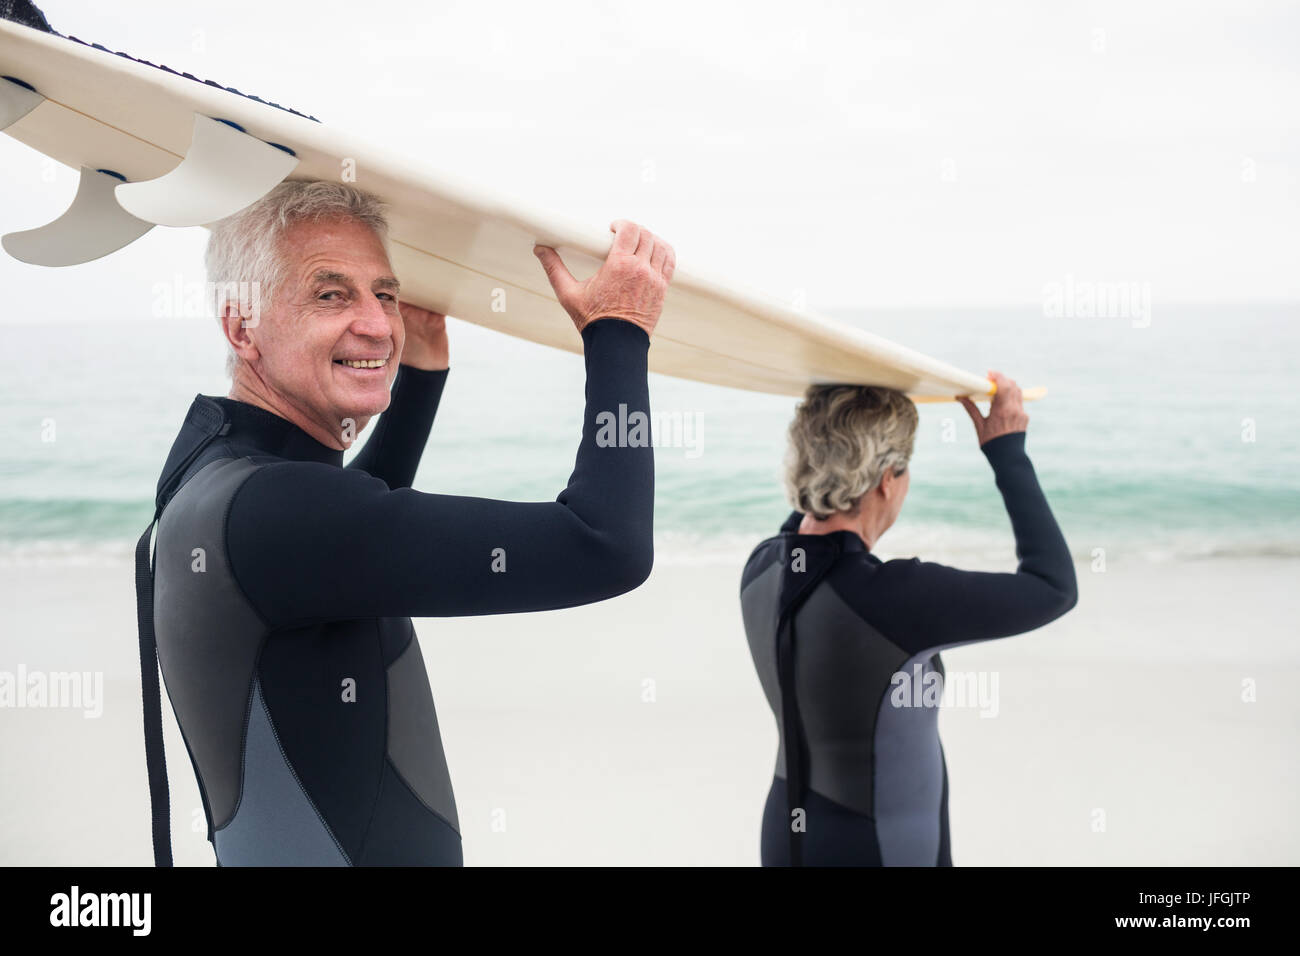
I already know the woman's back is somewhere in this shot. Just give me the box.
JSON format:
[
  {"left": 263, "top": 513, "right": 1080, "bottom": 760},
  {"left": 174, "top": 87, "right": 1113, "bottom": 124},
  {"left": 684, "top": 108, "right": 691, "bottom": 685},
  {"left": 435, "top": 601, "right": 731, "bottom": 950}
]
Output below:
[{"left": 742, "top": 430, "right": 1078, "bottom": 866}]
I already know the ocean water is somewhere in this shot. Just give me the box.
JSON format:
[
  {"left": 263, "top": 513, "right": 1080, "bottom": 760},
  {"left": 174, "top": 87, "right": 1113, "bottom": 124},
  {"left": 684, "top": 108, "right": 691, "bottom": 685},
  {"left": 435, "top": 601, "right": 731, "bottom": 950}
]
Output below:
[{"left": 1, "top": 304, "right": 1297, "bottom": 566}]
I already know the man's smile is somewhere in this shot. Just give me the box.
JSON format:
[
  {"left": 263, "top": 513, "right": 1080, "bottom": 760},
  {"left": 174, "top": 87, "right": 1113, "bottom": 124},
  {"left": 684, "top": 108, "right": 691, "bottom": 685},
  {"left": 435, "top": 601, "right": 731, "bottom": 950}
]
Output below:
[{"left": 333, "top": 354, "right": 391, "bottom": 371}]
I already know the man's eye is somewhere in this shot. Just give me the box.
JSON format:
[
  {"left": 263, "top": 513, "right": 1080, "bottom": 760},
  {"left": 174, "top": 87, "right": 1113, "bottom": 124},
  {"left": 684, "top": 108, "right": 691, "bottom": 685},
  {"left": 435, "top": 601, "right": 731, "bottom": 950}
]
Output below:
[
  {"left": 378, "top": 292, "right": 396, "bottom": 301},
  {"left": 319, "top": 290, "right": 344, "bottom": 301}
]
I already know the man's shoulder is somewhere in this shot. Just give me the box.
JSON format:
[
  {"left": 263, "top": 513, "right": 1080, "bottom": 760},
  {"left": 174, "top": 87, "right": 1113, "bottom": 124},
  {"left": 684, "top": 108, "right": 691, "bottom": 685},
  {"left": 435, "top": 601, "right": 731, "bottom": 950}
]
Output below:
[
  {"left": 166, "top": 451, "right": 351, "bottom": 509},
  {"left": 158, "top": 452, "right": 259, "bottom": 530}
]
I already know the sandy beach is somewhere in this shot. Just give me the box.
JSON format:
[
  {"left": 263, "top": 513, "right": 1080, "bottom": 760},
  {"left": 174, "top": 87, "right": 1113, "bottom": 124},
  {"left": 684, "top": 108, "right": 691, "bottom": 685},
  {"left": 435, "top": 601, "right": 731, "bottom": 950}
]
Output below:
[{"left": 1, "top": 550, "right": 1296, "bottom": 867}]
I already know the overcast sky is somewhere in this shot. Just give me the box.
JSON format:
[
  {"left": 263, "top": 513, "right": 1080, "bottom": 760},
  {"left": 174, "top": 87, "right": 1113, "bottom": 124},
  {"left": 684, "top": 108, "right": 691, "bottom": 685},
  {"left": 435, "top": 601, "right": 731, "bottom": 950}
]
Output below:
[{"left": 1, "top": 0, "right": 1295, "bottom": 322}]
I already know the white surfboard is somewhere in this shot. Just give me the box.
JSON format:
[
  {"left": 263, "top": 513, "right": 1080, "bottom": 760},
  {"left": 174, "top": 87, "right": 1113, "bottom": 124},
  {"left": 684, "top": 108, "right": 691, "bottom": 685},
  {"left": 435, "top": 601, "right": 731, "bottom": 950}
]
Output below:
[{"left": 0, "top": 14, "right": 1041, "bottom": 403}]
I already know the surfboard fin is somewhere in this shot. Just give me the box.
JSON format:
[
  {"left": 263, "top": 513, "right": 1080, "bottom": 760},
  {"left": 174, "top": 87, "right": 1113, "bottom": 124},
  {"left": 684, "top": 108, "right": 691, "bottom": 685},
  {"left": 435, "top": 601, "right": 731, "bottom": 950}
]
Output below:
[
  {"left": 2, "top": 166, "right": 154, "bottom": 266},
  {"left": 0, "top": 75, "right": 43, "bottom": 131},
  {"left": 114, "top": 114, "right": 299, "bottom": 227}
]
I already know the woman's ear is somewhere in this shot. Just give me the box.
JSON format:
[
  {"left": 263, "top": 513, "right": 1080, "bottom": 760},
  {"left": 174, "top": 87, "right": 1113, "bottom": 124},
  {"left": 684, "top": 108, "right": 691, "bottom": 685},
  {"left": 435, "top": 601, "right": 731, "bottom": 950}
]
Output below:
[{"left": 880, "top": 466, "right": 910, "bottom": 502}]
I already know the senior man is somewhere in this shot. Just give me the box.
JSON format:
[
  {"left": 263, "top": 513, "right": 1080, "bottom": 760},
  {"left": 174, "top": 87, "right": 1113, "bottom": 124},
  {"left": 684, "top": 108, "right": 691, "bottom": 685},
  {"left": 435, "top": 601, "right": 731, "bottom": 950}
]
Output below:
[{"left": 136, "top": 180, "right": 673, "bottom": 866}]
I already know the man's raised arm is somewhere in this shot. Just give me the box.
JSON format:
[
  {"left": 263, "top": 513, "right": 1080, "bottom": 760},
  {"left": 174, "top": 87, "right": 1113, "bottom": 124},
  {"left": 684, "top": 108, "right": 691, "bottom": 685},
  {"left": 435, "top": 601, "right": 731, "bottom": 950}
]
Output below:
[{"left": 226, "top": 221, "right": 675, "bottom": 624}]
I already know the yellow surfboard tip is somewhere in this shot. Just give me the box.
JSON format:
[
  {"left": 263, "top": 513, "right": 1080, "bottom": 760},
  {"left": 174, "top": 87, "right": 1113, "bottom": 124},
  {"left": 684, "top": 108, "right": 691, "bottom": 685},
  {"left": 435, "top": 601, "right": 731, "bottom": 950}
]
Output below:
[
  {"left": 907, "top": 384, "right": 1047, "bottom": 404},
  {"left": 984, "top": 382, "right": 1047, "bottom": 402}
]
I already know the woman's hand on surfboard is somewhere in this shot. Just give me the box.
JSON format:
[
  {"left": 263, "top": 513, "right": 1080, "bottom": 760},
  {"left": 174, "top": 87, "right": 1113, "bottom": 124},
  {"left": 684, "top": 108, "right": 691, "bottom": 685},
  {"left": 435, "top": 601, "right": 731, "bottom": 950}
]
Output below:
[
  {"left": 957, "top": 370, "right": 1029, "bottom": 446},
  {"left": 396, "top": 303, "right": 449, "bottom": 371},
  {"left": 533, "top": 219, "right": 676, "bottom": 337}
]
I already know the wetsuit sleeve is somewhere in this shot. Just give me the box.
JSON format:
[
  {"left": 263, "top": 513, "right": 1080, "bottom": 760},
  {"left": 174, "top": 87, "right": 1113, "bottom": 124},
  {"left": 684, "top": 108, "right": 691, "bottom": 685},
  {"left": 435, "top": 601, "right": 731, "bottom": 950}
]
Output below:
[
  {"left": 865, "top": 430, "right": 1077, "bottom": 654},
  {"left": 344, "top": 364, "right": 448, "bottom": 490},
  {"left": 225, "top": 318, "right": 654, "bottom": 625}
]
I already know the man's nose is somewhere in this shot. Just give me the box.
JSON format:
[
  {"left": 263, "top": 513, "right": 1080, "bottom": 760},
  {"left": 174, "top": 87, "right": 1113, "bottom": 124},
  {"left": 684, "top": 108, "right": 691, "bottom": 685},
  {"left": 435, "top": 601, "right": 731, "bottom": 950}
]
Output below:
[{"left": 350, "top": 295, "right": 393, "bottom": 338}]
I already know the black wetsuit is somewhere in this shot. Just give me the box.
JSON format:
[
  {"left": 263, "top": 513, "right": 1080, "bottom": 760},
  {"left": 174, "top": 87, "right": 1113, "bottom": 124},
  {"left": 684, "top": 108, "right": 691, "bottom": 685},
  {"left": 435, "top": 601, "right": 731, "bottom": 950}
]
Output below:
[
  {"left": 136, "top": 318, "right": 653, "bottom": 866},
  {"left": 740, "top": 431, "right": 1077, "bottom": 866}
]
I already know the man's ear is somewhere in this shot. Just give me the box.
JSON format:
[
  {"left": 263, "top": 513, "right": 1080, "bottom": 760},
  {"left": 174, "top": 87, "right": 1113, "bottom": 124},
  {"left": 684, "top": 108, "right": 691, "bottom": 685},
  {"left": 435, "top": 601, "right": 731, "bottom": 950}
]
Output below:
[{"left": 219, "top": 301, "right": 260, "bottom": 364}]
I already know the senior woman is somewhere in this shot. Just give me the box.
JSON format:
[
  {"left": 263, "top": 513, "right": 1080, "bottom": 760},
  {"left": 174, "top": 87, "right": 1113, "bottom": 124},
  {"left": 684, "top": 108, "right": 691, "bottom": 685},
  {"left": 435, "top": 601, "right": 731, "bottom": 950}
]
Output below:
[{"left": 740, "top": 371, "right": 1077, "bottom": 866}]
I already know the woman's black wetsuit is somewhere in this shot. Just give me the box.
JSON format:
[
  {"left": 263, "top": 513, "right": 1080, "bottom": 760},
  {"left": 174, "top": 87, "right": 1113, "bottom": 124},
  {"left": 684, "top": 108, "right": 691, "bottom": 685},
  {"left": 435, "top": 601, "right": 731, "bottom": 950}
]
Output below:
[{"left": 740, "top": 431, "right": 1077, "bottom": 866}]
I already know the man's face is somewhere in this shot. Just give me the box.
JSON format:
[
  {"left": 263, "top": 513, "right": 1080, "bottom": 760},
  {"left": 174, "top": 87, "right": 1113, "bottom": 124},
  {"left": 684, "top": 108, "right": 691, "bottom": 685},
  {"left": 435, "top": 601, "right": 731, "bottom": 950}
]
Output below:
[{"left": 247, "top": 217, "right": 404, "bottom": 438}]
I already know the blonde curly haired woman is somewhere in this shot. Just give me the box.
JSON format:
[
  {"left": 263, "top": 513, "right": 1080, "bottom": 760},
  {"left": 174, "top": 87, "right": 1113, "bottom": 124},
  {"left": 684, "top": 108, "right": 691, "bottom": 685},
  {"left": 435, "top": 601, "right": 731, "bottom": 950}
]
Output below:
[{"left": 740, "top": 372, "right": 1077, "bottom": 866}]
